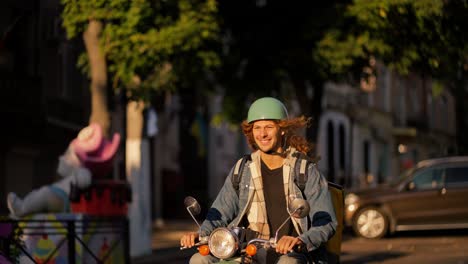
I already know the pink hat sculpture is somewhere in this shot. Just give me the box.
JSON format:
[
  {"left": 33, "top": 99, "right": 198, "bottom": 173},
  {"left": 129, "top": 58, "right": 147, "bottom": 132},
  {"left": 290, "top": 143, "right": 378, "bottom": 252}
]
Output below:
[{"left": 71, "top": 123, "right": 121, "bottom": 178}]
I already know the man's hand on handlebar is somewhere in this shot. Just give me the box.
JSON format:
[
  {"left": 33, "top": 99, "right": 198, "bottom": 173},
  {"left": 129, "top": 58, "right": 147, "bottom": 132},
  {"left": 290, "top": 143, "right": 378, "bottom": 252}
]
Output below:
[
  {"left": 180, "top": 232, "right": 199, "bottom": 248},
  {"left": 275, "top": 236, "right": 303, "bottom": 254}
]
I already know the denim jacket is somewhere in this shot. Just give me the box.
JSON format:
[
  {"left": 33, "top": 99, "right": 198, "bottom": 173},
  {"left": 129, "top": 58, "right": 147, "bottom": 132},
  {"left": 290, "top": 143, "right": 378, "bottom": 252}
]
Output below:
[{"left": 199, "top": 148, "right": 337, "bottom": 255}]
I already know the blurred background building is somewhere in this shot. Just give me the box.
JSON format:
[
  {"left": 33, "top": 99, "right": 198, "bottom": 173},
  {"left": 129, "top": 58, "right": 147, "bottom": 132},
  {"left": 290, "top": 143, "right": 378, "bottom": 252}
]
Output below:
[
  {"left": 0, "top": 0, "right": 90, "bottom": 214},
  {"left": 317, "top": 63, "right": 456, "bottom": 190}
]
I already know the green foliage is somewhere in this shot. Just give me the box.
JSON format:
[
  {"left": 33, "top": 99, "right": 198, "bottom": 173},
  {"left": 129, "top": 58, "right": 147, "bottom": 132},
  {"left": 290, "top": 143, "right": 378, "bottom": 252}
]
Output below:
[
  {"left": 317, "top": 0, "right": 467, "bottom": 82},
  {"left": 61, "top": 0, "right": 220, "bottom": 98},
  {"left": 431, "top": 80, "right": 444, "bottom": 97},
  {"left": 317, "top": 30, "right": 391, "bottom": 74},
  {"left": 61, "top": 0, "right": 130, "bottom": 38},
  {"left": 315, "top": 0, "right": 468, "bottom": 152},
  {"left": 215, "top": 2, "right": 344, "bottom": 123}
]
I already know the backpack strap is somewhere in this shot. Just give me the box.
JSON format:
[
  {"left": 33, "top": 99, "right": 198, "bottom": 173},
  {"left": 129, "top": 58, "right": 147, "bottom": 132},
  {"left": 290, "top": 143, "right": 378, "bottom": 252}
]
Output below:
[
  {"left": 294, "top": 158, "right": 310, "bottom": 191},
  {"left": 232, "top": 154, "right": 251, "bottom": 196},
  {"left": 233, "top": 155, "right": 310, "bottom": 195}
]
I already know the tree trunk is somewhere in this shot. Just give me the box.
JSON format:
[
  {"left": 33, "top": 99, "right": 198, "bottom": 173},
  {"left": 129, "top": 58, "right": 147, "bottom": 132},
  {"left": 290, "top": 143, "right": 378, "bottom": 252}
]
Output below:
[
  {"left": 126, "top": 100, "right": 152, "bottom": 257},
  {"left": 83, "top": 19, "right": 110, "bottom": 136}
]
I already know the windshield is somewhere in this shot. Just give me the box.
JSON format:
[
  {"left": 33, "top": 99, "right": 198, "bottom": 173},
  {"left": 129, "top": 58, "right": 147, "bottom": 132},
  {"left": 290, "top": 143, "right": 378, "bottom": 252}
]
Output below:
[{"left": 389, "top": 167, "right": 416, "bottom": 187}]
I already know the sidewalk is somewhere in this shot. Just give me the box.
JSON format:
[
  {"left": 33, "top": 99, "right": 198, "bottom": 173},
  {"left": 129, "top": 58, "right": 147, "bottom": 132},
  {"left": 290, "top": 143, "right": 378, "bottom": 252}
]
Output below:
[
  {"left": 151, "top": 220, "right": 198, "bottom": 250},
  {"left": 132, "top": 219, "right": 198, "bottom": 264}
]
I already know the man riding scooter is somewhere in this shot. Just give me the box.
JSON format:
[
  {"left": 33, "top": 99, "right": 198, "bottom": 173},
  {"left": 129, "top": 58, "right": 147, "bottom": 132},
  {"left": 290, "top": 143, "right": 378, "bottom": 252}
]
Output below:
[{"left": 181, "top": 97, "right": 337, "bottom": 263}]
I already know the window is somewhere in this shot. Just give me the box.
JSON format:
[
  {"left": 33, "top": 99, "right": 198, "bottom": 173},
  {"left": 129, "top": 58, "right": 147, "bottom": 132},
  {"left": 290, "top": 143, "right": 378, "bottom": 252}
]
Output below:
[
  {"left": 409, "top": 85, "right": 420, "bottom": 116},
  {"left": 327, "top": 122, "right": 335, "bottom": 182},
  {"left": 410, "top": 168, "right": 443, "bottom": 190},
  {"left": 339, "top": 124, "right": 345, "bottom": 171},
  {"left": 440, "top": 95, "right": 448, "bottom": 131},
  {"left": 393, "top": 77, "right": 406, "bottom": 126},
  {"left": 445, "top": 166, "right": 468, "bottom": 187},
  {"left": 363, "top": 141, "right": 370, "bottom": 175}
]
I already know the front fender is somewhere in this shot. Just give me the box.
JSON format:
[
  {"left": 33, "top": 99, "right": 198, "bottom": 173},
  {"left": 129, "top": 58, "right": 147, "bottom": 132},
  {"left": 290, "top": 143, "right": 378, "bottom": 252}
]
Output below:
[{"left": 380, "top": 203, "right": 396, "bottom": 234}]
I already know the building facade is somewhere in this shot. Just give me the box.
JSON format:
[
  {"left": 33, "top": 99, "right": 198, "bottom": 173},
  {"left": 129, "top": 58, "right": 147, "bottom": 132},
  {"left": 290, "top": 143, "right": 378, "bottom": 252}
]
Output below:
[
  {"left": 0, "top": 0, "right": 90, "bottom": 214},
  {"left": 317, "top": 63, "right": 457, "bottom": 189}
]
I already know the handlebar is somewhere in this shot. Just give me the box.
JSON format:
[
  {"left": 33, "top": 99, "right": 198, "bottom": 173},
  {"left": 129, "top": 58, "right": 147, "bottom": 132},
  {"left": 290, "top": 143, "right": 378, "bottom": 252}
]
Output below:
[
  {"left": 247, "top": 237, "right": 276, "bottom": 249},
  {"left": 245, "top": 237, "right": 307, "bottom": 256},
  {"left": 179, "top": 241, "right": 206, "bottom": 250},
  {"left": 179, "top": 236, "right": 209, "bottom": 250}
]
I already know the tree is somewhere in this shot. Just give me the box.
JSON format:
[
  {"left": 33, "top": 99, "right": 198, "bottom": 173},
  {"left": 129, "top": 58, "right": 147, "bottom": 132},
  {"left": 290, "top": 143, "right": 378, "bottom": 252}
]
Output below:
[
  {"left": 60, "top": 0, "right": 220, "bottom": 256},
  {"left": 316, "top": 0, "right": 468, "bottom": 152},
  {"left": 213, "top": 2, "right": 347, "bottom": 147},
  {"left": 61, "top": 0, "right": 220, "bottom": 136}
]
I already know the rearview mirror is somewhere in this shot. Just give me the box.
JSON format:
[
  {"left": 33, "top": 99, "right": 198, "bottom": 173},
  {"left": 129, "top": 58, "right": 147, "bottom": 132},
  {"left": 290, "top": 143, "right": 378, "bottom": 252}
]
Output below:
[
  {"left": 184, "top": 196, "right": 201, "bottom": 216},
  {"left": 288, "top": 198, "right": 310, "bottom": 219}
]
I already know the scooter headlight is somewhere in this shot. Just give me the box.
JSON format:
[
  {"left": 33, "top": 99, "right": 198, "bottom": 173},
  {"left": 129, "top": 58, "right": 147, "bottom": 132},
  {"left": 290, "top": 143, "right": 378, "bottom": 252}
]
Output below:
[{"left": 208, "top": 227, "right": 239, "bottom": 259}]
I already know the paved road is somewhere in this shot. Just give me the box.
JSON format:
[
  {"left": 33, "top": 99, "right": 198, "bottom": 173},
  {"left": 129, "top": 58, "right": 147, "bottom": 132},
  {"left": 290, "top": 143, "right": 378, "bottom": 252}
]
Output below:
[
  {"left": 132, "top": 220, "right": 196, "bottom": 264},
  {"left": 341, "top": 229, "right": 468, "bottom": 264},
  {"left": 132, "top": 221, "right": 468, "bottom": 264}
]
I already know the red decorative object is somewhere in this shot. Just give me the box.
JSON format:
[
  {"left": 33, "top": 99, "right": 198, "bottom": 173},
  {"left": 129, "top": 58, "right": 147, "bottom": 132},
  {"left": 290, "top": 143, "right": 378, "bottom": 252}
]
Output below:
[{"left": 70, "top": 180, "right": 131, "bottom": 216}]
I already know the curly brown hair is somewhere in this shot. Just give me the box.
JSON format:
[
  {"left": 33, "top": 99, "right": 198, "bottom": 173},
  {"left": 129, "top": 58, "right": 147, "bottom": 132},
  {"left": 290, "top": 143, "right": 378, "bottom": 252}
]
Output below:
[{"left": 241, "top": 116, "right": 314, "bottom": 155}]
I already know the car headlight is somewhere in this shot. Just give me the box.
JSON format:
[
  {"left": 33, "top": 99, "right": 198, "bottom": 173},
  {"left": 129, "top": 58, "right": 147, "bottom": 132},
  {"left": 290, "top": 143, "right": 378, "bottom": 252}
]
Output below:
[
  {"left": 345, "top": 193, "right": 359, "bottom": 205},
  {"left": 208, "top": 227, "right": 239, "bottom": 259},
  {"left": 345, "top": 193, "right": 359, "bottom": 212}
]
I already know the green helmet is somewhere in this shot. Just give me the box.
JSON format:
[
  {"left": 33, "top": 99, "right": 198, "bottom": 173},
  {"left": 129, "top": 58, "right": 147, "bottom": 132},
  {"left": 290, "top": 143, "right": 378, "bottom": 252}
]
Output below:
[{"left": 247, "top": 97, "right": 288, "bottom": 123}]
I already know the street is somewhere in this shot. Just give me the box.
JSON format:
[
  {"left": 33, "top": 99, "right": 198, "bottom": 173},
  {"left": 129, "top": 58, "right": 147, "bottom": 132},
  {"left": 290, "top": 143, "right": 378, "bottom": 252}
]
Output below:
[
  {"left": 133, "top": 223, "right": 468, "bottom": 264},
  {"left": 341, "top": 229, "right": 468, "bottom": 264}
]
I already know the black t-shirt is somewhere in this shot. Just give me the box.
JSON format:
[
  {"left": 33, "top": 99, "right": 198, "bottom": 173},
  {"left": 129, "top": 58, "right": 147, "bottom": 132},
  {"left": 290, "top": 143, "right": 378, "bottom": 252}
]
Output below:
[{"left": 260, "top": 159, "right": 298, "bottom": 239}]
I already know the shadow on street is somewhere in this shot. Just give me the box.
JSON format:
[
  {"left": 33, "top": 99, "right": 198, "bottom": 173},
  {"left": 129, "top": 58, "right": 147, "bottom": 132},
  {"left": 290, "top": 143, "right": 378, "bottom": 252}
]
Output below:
[
  {"left": 388, "top": 228, "right": 468, "bottom": 238},
  {"left": 341, "top": 251, "right": 407, "bottom": 264},
  {"left": 341, "top": 228, "right": 468, "bottom": 264},
  {"left": 343, "top": 227, "right": 468, "bottom": 240}
]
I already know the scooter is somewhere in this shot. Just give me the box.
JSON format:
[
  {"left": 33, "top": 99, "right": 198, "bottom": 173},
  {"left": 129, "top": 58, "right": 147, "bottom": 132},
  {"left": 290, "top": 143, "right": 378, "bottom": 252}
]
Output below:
[
  {"left": 180, "top": 196, "right": 245, "bottom": 263},
  {"left": 180, "top": 196, "right": 310, "bottom": 263},
  {"left": 244, "top": 198, "right": 310, "bottom": 258}
]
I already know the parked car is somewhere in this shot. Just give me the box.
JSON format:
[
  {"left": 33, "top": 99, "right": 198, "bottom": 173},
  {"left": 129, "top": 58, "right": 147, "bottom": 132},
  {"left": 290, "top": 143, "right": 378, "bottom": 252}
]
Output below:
[{"left": 345, "top": 156, "right": 468, "bottom": 239}]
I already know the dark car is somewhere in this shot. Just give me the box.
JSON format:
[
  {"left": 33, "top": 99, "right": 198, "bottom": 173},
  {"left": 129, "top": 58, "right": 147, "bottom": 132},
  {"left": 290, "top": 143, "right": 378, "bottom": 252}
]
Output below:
[{"left": 345, "top": 156, "right": 468, "bottom": 239}]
